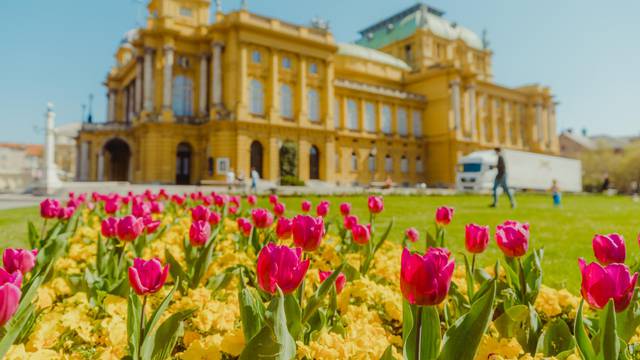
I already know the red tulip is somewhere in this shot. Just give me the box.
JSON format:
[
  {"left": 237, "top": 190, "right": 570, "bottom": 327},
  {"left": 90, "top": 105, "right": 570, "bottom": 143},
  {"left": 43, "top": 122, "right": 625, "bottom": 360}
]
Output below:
[
  {"left": 268, "top": 194, "right": 279, "bottom": 205},
  {"left": 40, "top": 198, "right": 60, "bottom": 219},
  {"left": 273, "top": 202, "right": 286, "bottom": 217},
  {"left": 276, "top": 217, "right": 292, "bottom": 240},
  {"left": 230, "top": 196, "right": 241, "bottom": 208},
  {"left": 128, "top": 258, "right": 169, "bottom": 296},
  {"left": 301, "top": 200, "right": 312, "bottom": 213},
  {"left": 400, "top": 247, "right": 455, "bottom": 306},
  {"left": 367, "top": 196, "right": 384, "bottom": 214},
  {"left": 191, "top": 205, "right": 211, "bottom": 222},
  {"left": 465, "top": 224, "right": 490, "bottom": 254},
  {"left": 237, "top": 218, "right": 252, "bottom": 237},
  {"left": 351, "top": 224, "right": 371, "bottom": 245},
  {"left": 247, "top": 195, "right": 257, "bottom": 206},
  {"left": 104, "top": 199, "right": 119, "bottom": 214},
  {"left": 214, "top": 194, "right": 227, "bottom": 207},
  {"left": 150, "top": 201, "right": 164, "bottom": 214},
  {"left": 252, "top": 208, "right": 274, "bottom": 229},
  {"left": 339, "top": 202, "right": 351, "bottom": 217},
  {"left": 116, "top": 215, "right": 145, "bottom": 242},
  {"left": 142, "top": 216, "right": 161, "bottom": 234},
  {"left": 291, "top": 215, "right": 325, "bottom": 251},
  {"left": 132, "top": 201, "right": 150, "bottom": 218},
  {"left": 344, "top": 215, "right": 358, "bottom": 230},
  {"left": 208, "top": 211, "right": 221, "bottom": 226},
  {"left": 405, "top": 227, "right": 419, "bottom": 243},
  {"left": 435, "top": 206, "right": 454, "bottom": 226},
  {"left": 579, "top": 258, "right": 638, "bottom": 312},
  {"left": 256, "top": 243, "right": 309, "bottom": 294},
  {"left": 189, "top": 220, "right": 211, "bottom": 247},
  {"left": 57, "top": 206, "right": 75, "bottom": 220},
  {"left": 3, "top": 248, "right": 38, "bottom": 275},
  {"left": 592, "top": 233, "right": 625, "bottom": 265},
  {"left": 157, "top": 188, "right": 169, "bottom": 200},
  {"left": 316, "top": 201, "right": 330, "bottom": 217},
  {"left": 319, "top": 270, "right": 346, "bottom": 294},
  {"left": 495, "top": 220, "right": 529, "bottom": 257},
  {"left": 0, "top": 268, "right": 22, "bottom": 327},
  {"left": 171, "top": 194, "right": 186, "bottom": 205}
]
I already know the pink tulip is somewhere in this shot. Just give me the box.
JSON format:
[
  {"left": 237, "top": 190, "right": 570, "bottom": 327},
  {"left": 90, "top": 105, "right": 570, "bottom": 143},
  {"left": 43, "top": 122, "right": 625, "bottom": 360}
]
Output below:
[
  {"left": 157, "top": 188, "right": 169, "bottom": 200},
  {"left": 228, "top": 207, "right": 239, "bottom": 215},
  {"left": 367, "top": 196, "right": 384, "bottom": 214},
  {"left": 171, "top": 194, "right": 186, "bottom": 205},
  {"left": 579, "top": 258, "right": 638, "bottom": 312},
  {"left": 400, "top": 247, "right": 455, "bottom": 306},
  {"left": 435, "top": 206, "right": 454, "bottom": 226},
  {"left": 214, "top": 194, "right": 227, "bottom": 207},
  {"left": 40, "top": 199, "right": 60, "bottom": 219},
  {"left": 230, "top": 196, "right": 241, "bottom": 208},
  {"left": 142, "top": 216, "right": 161, "bottom": 234},
  {"left": 268, "top": 194, "right": 279, "bottom": 205},
  {"left": 208, "top": 211, "right": 221, "bottom": 226},
  {"left": 344, "top": 215, "right": 359, "bottom": 230},
  {"left": 465, "top": 224, "right": 490, "bottom": 254},
  {"left": 104, "top": 199, "right": 119, "bottom": 214},
  {"left": 405, "top": 227, "right": 419, "bottom": 243},
  {"left": 132, "top": 202, "right": 150, "bottom": 218},
  {"left": 316, "top": 201, "right": 330, "bottom": 218},
  {"left": 592, "top": 233, "right": 625, "bottom": 265},
  {"left": 319, "top": 270, "right": 346, "bottom": 294},
  {"left": 128, "top": 258, "right": 169, "bottom": 296},
  {"left": 150, "top": 201, "right": 164, "bottom": 214},
  {"left": 241, "top": 221, "right": 253, "bottom": 237},
  {"left": 256, "top": 243, "right": 309, "bottom": 294},
  {"left": 191, "top": 205, "right": 211, "bottom": 222},
  {"left": 101, "top": 217, "right": 119, "bottom": 238},
  {"left": 351, "top": 224, "right": 371, "bottom": 245},
  {"left": 291, "top": 215, "right": 325, "bottom": 252},
  {"left": 202, "top": 195, "right": 214, "bottom": 206},
  {"left": 301, "top": 200, "right": 312, "bottom": 213},
  {"left": 3, "top": 248, "right": 38, "bottom": 275},
  {"left": 247, "top": 195, "right": 257, "bottom": 206},
  {"left": 495, "top": 220, "right": 530, "bottom": 257},
  {"left": 189, "top": 220, "right": 211, "bottom": 247},
  {"left": 252, "top": 208, "right": 274, "bottom": 229},
  {"left": 57, "top": 206, "right": 75, "bottom": 220},
  {"left": 339, "top": 202, "right": 351, "bottom": 217},
  {"left": 116, "top": 215, "right": 145, "bottom": 242},
  {"left": 273, "top": 202, "right": 286, "bottom": 217},
  {"left": 0, "top": 269, "right": 22, "bottom": 327},
  {"left": 276, "top": 217, "right": 292, "bottom": 240}
]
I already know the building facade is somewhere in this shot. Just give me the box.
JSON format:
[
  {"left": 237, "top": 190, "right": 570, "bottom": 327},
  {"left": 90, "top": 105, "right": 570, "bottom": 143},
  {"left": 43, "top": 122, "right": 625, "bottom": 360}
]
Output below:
[{"left": 77, "top": 1, "right": 559, "bottom": 186}]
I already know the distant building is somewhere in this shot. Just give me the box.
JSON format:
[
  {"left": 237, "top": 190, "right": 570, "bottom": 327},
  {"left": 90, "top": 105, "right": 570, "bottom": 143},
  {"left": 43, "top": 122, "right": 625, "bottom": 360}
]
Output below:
[
  {"left": 55, "top": 122, "right": 81, "bottom": 181},
  {"left": 0, "top": 144, "right": 43, "bottom": 192},
  {"left": 77, "top": 1, "right": 559, "bottom": 186},
  {"left": 559, "top": 130, "right": 595, "bottom": 158}
]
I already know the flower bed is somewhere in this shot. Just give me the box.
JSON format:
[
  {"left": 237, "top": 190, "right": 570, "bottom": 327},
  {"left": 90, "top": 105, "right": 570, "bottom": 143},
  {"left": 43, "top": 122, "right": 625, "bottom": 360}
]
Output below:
[{"left": 0, "top": 190, "right": 637, "bottom": 359}]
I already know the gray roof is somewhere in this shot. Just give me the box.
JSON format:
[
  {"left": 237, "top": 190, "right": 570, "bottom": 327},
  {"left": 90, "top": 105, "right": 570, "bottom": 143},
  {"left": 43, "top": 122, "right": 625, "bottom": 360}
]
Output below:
[{"left": 337, "top": 43, "right": 411, "bottom": 70}]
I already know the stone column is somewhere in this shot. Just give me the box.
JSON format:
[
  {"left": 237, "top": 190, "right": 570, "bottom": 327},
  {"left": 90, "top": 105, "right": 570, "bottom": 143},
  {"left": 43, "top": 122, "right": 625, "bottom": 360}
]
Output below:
[
  {"left": 199, "top": 54, "right": 208, "bottom": 115},
  {"left": 236, "top": 45, "right": 248, "bottom": 119},
  {"left": 79, "top": 141, "right": 89, "bottom": 181},
  {"left": 324, "top": 61, "right": 334, "bottom": 130},
  {"left": 535, "top": 102, "right": 543, "bottom": 143},
  {"left": 297, "top": 57, "right": 307, "bottom": 123},
  {"left": 143, "top": 48, "right": 154, "bottom": 112},
  {"left": 467, "top": 84, "right": 476, "bottom": 140},
  {"left": 269, "top": 50, "right": 279, "bottom": 121},
  {"left": 43, "top": 103, "right": 62, "bottom": 194},
  {"left": 450, "top": 80, "right": 461, "bottom": 136},
  {"left": 97, "top": 152, "right": 104, "bottom": 181},
  {"left": 107, "top": 90, "right": 116, "bottom": 122},
  {"left": 211, "top": 43, "right": 223, "bottom": 107},
  {"left": 135, "top": 59, "right": 143, "bottom": 113},
  {"left": 162, "top": 46, "right": 174, "bottom": 114}
]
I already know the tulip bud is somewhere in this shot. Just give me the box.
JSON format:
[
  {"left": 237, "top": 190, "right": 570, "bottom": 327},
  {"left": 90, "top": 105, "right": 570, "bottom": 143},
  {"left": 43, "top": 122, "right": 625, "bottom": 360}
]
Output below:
[
  {"left": 251, "top": 208, "right": 274, "bottom": 229},
  {"left": 142, "top": 216, "right": 161, "bottom": 234},
  {"left": 495, "top": 220, "right": 529, "bottom": 257},
  {"left": 57, "top": 206, "right": 75, "bottom": 220},
  {"left": 301, "top": 200, "right": 312, "bottom": 213},
  {"left": 247, "top": 195, "right": 257, "bottom": 206},
  {"left": 405, "top": 227, "right": 419, "bottom": 243},
  {"left": 128, "top": 258, "right": 169, "bottom": 296},
  {"left": 292, "top": 215, "right": 325, "bottom": 251},
  {"left": 257, "top": 243, "right": 309, "bottom": 294},
  {"left": 2, "top": 248, "right": 38, "bottom": 275},
  {"left": 367, "top": 196, "right": 384, "bottom": 214},
  {"left": 171, "top": 194, "right": 186, "bottom": 205},
  {"left": 343, "top": 215, "right": 358, "bottom": 230},
  {"left": 435, "top": 206, "right": 454, "bottom": 226},
  {"left": 592, "top": 233, "right": 625, "bottom": 265},
  {"left": 104, "top": 199, "right": 119, "bottom": 214},
  {"left": 189, "top": 220, "right": 211, "bottom": 247},
  {"left": 400, "top": 247, "right": 454, "bottom": 306},
  {"left": 351, "top": 224, "right": 371, "bottom": 245},
  {"left": 339, "top": 202, "right": 352, "bottom": 217},
  {"left": 0, "top": 269, "right": 22, "bottom": 327},
  {"left": 316, "top": 201, "right": 330, "bottom": 218},
  {"left": 268, "top": 194, "right": 279, "bottom": 205},
  {"left": 40, "top": 198, "right": 60, "bottom": 219},
  {"left": 208, "top": 211, "right": 221, "bottom": 226},
  {"left": 276, "top": 217, "right": 292, "bottom": 240},
  {"left": 319, "top": 270, "right": 346, "bottom": 294},
  {"left": 150, "top": 201, "right": 164, "bottom": 214},
  {"left": 191, "top": 205, "right": 211, "bottom": 222},
  {"left": 579, "top": 258, "right": 638, "bottom": 312},
  {"left": 116, "top": 215, "right": 145, "bottom": 242},
  {"left": 273, "top": 202, "right": 286, "bottom": 217},
  {"left": 465, "top": 224, "right": 490, "bottom": 254},
  {"left": 214, "top": 194, "right": 227, "bottom": 207}
]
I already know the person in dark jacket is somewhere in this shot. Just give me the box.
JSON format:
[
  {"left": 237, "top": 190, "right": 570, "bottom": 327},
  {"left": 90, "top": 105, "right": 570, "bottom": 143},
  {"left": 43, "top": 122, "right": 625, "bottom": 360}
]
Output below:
[{"left": 490, "top": 148, "right": 515, "bottom": 208}]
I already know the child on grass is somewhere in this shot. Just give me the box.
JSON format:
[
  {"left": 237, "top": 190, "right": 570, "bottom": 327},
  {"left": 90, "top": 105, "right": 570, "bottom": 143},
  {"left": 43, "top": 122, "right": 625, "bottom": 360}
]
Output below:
[{"left": 551, "top": 179, "right": 561, "bottom": 207}]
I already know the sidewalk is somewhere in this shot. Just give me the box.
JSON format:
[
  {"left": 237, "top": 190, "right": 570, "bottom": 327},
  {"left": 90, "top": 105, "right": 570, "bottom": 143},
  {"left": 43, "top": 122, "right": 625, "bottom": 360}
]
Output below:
[{"left": 0, "top": 194, "right": 46, "bottom": 210}]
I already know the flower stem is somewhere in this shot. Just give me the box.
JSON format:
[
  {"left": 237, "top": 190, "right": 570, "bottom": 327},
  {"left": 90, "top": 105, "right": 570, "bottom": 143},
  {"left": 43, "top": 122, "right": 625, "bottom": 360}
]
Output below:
[
  {"left": 517, "top": 258, "right": 527, "bottom": 304},
  {"left": 40, "top": 218, "right": 48, "bottom": 245},
  {"left": 471, "top": 253, "right": 476, "bottom": 275},
  {"left": 139, "top": 295, "right": 147, "bottom": 354},
  {"left": 415, "top": 306, "right": 423, "bottom": 360}
]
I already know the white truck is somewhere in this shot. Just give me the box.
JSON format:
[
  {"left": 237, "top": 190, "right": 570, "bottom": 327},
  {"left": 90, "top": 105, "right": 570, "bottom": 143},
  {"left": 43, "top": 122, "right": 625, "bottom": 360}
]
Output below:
[{"left": 456, "top": 149, "right": 582, "bottom": 193}]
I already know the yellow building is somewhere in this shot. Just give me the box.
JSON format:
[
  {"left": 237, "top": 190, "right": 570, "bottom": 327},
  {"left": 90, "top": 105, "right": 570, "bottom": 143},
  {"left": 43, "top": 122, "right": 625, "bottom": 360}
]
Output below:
[{"left": 77, "top": 1, "right": 559, "bottom": 186}]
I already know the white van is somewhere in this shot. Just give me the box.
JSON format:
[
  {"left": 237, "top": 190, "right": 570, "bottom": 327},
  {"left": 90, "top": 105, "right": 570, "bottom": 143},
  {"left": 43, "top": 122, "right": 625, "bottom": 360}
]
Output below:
[{"left": 456, "top": 149, "right": 582, "bottom": 192}]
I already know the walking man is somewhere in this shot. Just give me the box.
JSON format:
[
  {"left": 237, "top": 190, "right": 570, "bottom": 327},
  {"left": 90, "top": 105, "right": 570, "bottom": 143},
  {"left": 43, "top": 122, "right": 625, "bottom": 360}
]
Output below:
[
  {"left": 250, "top": 166, "right": 260, "bottom": 193},
  {"left": 490, "top": 148, "right": 516, "bottom": 208}
]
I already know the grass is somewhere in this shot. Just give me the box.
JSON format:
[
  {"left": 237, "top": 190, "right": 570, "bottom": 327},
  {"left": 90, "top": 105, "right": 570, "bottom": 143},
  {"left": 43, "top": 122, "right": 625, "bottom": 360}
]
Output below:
[{"left": 1, "top": 193, "right": 638, "bottom": 292}]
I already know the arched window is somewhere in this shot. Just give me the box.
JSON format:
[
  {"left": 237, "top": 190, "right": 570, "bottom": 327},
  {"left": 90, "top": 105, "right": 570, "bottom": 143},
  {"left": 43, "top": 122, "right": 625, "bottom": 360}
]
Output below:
[
  {"left": 172, "top": 75, "right": 193, "bottom": 117},
  {"left": 368, "top": 153, "right": 376, "bottom": 172},
  {"left": 308, "top": 88, "right": 320, "bottom": 122},
  {"left": 309, "top": 145, "right": 320, "bottom": 179},
  {"left": 250, "top": 79, "right": 264, "bottom": 116},
  {"left": 384, "top": 154, "right": 393, "bottom": 173},
  {"left": 280, "top": 84, "right": 293, "bottom": 118},
  {"left": 351, "top": 151, "right": 358, "bottom": 171},
  {"left": 400, "top": 155, "right": 409, "bottom": 173},
  {"left": 416, "top": 156, "right": 424, "bottom": 173},
  {"left": 250, "top": 141, "right": 264, "bottom": 177}
]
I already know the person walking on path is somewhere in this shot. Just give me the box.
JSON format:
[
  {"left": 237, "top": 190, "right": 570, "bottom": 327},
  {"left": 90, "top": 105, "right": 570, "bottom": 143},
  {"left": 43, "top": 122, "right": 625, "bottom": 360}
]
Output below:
[
  {"left": 490, "top": 147, "right": 516, "bottom": 208},
  {"left": 250, "top": 167, "right": 260, "bottom": 193}
]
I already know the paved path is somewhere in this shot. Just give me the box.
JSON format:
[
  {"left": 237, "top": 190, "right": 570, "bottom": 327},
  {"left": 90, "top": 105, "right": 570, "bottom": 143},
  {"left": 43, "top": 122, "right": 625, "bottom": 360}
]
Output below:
[{"left": 0, "top": 194, "right": 45, "bottom": 210}]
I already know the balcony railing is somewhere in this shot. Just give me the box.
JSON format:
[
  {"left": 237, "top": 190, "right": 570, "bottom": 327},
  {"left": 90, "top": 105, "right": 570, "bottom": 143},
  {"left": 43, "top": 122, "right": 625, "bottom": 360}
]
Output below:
[{"left": 81, "top": 122, "right": 131, "bottom": 132}]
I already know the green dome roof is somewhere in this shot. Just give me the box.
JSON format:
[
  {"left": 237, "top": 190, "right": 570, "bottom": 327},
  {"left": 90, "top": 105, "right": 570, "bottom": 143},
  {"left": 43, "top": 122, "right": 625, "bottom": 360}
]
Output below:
[{"left": 337, "top": 43, "right": 411, "bottom": 71}]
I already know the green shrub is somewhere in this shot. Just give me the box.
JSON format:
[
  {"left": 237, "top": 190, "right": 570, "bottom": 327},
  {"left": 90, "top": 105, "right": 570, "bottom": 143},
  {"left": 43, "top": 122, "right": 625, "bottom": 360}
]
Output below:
[{"left": 280, "top": 176, "right": 305, "bottom": 186}]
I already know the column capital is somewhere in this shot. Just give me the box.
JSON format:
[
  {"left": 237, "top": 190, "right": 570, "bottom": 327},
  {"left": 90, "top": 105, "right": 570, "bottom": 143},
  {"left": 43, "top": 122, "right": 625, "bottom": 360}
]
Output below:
[
  {"left": 144, "top": 47, "right": 155, "bottom": 55},
  {"left": 211, "top": 41, "right": 225, "bottom": 48},
  {"left": 163, "top": 45, "right": 175, "bottom": 52}
]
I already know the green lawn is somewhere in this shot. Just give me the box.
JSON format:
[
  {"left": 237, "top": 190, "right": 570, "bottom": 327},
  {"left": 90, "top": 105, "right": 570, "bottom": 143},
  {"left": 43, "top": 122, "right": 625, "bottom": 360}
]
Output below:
[{"left": 1, "top": 194, "right": 639, "bottom": 292}]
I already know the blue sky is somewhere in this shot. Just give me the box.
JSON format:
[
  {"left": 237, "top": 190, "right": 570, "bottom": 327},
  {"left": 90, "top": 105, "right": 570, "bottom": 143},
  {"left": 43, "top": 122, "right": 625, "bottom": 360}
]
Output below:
[{"left": 1, "top": 0, "right": 639, "bottom": 143}]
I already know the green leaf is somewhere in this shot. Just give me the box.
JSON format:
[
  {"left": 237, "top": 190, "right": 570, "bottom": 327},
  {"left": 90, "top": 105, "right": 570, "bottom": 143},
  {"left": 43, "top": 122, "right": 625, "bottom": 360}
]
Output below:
[
  {"left": 190, "top": 227, "right": 219, "bottom": 288},
  {"left": 148, "top": 308, "right": 197, "bottom": 360},
  {"left": 373, "top": 218, "right": 394, "bottom": 254},
  {"left": 96, "top": 233, "right": 107, "bottom": 275},
  {"left": 239, "top": 281, "right": 266, "bottom": 342},
  {"left": 302, "top": 264, "right": 344, "bottom": 323},
  {"left": 283, "top": 294, "right": 302, "bottom": 340},
  {"left": 127, "top": 290, "right": 142, "bottom": 360},
  {"left": 402, "top": 301, "right": 440, "bottom": 360},
  {"left": 164, "top": 250, "right": 189, "bottom": 289},
  {"left": 463, "top": 254, "right": 475, "bottom": 300},
  {"left": 574, "top": 300, "right": 596, "bottom": 360},
  {"left": 379, "top": 345, "right": 395, "bottom": 360},
  {"left": 616, "top": 288, "right": 640, "bottom": 342},
  {"left": 426, "top": 229, "right": 437, "bottom": 248},
  {"left": 535, "top": 318, "right": 575, "bottom": 356},
  {"left": 143, "top": 282, "right": 178, "bottom": 341},
  {"left": 594, "top": 300, "right": 619, "bottom": 360},
  {"left": 27, "top": 221, "right": 39, "bottom": 248},
  {"left": 494, "top": 305, "right": 529, "bottom": 339},
  {"left": 438, "top": 280, "right": 496, "bottom": 360},
  {"left": 522, "top": 248, "right": 544, "bottom": 304}
]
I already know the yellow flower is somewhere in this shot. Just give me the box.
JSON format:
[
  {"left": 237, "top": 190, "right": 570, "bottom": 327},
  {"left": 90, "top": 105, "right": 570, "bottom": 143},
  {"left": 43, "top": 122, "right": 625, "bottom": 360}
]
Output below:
[
  {"left": 475, "top": 336, "right": 522, "bottom": 360},
  {"left": 220, "top": 327, "right": 245, "bottom": 356},
  {"left": 179, "top": 334, "right": 223, "bottom": 360}
]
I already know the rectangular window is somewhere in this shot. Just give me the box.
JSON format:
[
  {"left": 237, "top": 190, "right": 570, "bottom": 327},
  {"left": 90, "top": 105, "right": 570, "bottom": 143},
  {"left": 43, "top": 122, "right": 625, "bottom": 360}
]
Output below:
[
  {"left": 384, "top": 155, "right": 393, "bottom": 172},
  {"left": 309, "top": 63, "right": 318, "bottom": 74},
  {"left": 249, "top": 79, "right": 264, "bottom": 115},
  {"left": 368, "top": 154, "right": 376, "bottom": 172},
  {"left": 334, "top": 97, "right": 340, "bottom": 128},
  {"left": 280, "top": 84, "right": 293, "bottom": 118},
  {"left": 282, "top": 57, "right": 291, "bottom": 69},
  {"left": 351, "top": 152, "right": 358, "bottom": 171},
  {"left": 179, "top": 7, "right": 193, "bottom": 17},
  {"left": 416, "top": 157, "right": 424, "bottom": 173},
  {"left": 251, "top": 50, "right": 261, "bottom": 63},
  {"left": 412, "top": 110, "right": 422, "bottom": 137},
  {"left": 364, "top": 102, "right": 376, "bottom": 132},
  {"left": 308, "top": 88, "right": 320, "bottom": 122},
  {"left": 397, "top": 107, "right": 408, "bottom": 136},
  {"left": 382, "top": 105, "right": 392, "bottom": 134},
  {"left": 401, "top": 156, "right": 409, "bottom": 173},
  {"left": 347, "top": 99, "right": 358, "bottom": 130}
]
